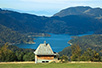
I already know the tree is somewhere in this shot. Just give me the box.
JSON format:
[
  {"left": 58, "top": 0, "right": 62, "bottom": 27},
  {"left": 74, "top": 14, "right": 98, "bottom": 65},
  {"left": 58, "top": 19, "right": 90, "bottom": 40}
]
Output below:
[
  {"left": 80, "top": 48, "right": 101, "bottom": 61},
  {"left": 93, "top": 52, "right": 101, "bottom": 61},
  {"left": 71, "top": 44, "right": 81, "bottom": 61},
  {"left": 0, "top": 43, "right": 16, "bottom": 62},
  {"left": 60, "top": 55, "right": 68, "bottom": 63},
  {"left": 23, "top": 52, "right": 35, "bottom": 61},
  {"left": 15, "top": 51, "right": 24, "bottom": 61}
]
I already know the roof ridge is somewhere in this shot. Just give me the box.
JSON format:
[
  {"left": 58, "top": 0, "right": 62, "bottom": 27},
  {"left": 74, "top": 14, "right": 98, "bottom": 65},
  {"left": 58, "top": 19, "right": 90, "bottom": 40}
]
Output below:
[{"left": 34, "top": 42, "right": 55, "bottom": 55}]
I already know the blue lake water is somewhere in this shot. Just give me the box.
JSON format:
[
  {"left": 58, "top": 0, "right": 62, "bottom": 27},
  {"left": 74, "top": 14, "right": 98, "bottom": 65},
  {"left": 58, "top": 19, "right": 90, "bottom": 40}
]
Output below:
[{"left": 15, "top": 32, "right": 93, "bottom": 52}]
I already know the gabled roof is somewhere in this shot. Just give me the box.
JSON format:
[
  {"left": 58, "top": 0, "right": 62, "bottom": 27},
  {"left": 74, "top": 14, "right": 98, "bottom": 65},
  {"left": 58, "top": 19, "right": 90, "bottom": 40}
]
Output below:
[{"left": 34, "top": 41, "right": 55, "bottom": 55}]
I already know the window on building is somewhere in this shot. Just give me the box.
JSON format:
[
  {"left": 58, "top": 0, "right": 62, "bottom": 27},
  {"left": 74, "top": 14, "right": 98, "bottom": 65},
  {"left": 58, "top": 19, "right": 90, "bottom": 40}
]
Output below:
[
  {"left": 42, "top": 61, "right": 45, "bottom": 63},
  {"left": 42, "top": 61, "right": 49, "bottom": 63},
  {"left": 46, "top": 61, "right": 49, "bottom": 63}
]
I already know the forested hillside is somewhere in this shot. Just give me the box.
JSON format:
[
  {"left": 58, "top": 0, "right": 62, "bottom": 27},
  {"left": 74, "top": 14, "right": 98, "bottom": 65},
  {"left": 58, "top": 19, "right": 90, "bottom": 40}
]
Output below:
[
  {"left": 0, "top": 24, "right": 34, "bottom": 45},
  {"left": 59, "top": 34, "right": 102, "bottom": 57},
  {"left": 69, "top": 34, "right": 102, "bottom": 47}
]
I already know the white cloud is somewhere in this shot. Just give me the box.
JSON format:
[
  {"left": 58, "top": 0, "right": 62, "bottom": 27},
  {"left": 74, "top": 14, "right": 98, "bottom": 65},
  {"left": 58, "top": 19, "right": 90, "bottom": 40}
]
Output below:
[
  {"left": 21, "top": 0, "right": 67, "bottom": 2},
  {"left": 0, "top": 0, "right": 102, "bottom": 16},
  {"left": 20, "top": 0, "right": 96, "bottom": 3}
]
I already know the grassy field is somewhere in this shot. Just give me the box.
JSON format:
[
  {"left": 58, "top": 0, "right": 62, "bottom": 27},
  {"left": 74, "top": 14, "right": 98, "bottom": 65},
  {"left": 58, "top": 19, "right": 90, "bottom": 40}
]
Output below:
[{"left": 0, "top": 62, "right": 102, "bottom": 68}]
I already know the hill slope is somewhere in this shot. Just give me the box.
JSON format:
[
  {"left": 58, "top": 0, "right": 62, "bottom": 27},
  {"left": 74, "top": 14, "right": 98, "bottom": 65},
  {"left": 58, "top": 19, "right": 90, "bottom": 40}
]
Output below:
[
  {"left": 69, "top": 34, "right": 102, "bottom": 47},
  {"left": 53, "top": 6, "right": 102, "bottom": 20},
  {"left": 59, "top": 34, "right": 102, "bottom": 56},
  {"left": 0, "top": 9, "right": 47, "bottom": 33},
  {"left": 0, "top": 24, "right": 34, "bottom": 45}
]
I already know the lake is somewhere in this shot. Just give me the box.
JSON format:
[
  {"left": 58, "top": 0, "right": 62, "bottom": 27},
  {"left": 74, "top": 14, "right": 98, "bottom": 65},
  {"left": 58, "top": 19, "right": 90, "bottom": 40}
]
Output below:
[{"left": 15, "top": 32, "right": 93, "bottom": 52}]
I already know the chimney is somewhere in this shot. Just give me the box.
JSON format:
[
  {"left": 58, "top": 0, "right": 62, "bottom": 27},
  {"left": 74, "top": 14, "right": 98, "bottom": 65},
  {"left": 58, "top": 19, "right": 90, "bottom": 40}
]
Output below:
[
  {"left": 44, "top": 41, "right": 48, "bottom": 46},
  {"left": 44, "top": 41, "right": 46, "bottom": 44}
]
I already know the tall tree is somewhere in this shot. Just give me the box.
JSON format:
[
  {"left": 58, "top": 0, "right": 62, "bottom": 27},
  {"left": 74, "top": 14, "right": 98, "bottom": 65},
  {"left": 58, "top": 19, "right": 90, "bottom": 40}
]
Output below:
[
  {"left": 0, "top": 43, "right": 16, "bottom": 62},
  {"left": 80, "top": 48, "right": 101, "bottom": 61},
  {"left": 71, "top": 44, "right": 81, "bottom": 61}
]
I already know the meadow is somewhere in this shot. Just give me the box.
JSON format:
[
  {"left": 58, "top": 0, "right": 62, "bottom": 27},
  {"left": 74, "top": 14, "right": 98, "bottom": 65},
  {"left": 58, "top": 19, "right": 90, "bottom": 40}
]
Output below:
[{"left": 0, "top": 62, "right": 102, "bottom": 68}]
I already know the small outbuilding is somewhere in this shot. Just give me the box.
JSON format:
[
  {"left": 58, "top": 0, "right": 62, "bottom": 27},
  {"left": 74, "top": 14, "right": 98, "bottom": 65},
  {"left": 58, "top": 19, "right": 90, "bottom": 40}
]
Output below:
[{"left": 34, "top": 41, "right": 58, "bottom": 63}]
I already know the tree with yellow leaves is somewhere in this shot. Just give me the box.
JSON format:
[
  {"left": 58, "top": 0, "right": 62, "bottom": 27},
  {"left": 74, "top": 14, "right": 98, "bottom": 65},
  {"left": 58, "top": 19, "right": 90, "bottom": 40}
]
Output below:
[
  {"left": 0, "top": 43, "right": 16, "bottom": 62},
  {"left": 71, "top": 44, "right": 81, "bottom": 61}
]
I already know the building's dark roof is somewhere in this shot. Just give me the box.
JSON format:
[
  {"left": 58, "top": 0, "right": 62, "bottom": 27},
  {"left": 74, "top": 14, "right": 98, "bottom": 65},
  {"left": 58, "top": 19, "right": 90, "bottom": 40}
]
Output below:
[{"left": 34, "top": 41, "right": 55, "bottom": 55}]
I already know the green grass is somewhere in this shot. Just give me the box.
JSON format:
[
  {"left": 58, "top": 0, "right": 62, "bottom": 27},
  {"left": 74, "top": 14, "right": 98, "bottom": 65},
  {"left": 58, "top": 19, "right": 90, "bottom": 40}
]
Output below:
[{"left": 0, "top": 63, "right": 102, "bottom": 68}]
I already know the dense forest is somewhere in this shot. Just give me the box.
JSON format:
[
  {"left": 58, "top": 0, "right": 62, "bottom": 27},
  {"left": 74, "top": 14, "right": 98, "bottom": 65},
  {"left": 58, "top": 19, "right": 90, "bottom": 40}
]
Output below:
[
  {"left": 0, "top": 24, "right": 34, "bottom": 45},
  {"left": 0, "top": 43, "right": 35, "bottom": 62},
  {"left": 59, "top": 34, "right": 102, "bottom": 58},
  {"left": 59, "top": 45, "right": 102, "bottom": 62},
  {"left": 69, "top": 34, "right": 102, "bottom": 47}
]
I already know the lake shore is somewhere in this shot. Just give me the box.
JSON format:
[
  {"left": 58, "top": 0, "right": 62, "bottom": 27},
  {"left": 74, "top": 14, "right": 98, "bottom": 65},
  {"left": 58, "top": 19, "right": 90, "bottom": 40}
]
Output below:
[{"left": 15, "top": 33, "right": 93, "bottom": 52}]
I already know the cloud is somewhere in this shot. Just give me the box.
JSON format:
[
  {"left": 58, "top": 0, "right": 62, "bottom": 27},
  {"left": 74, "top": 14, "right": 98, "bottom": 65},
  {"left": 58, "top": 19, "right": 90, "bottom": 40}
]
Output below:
[
  {"left": 20, "top": 0, "right": 96, "bottom": 3},
  {"left": 0, "top": 0, "right": 102, "bottom": 16},
  {"left": 21, "top": 0, "right": 67, "bottom": 2}
]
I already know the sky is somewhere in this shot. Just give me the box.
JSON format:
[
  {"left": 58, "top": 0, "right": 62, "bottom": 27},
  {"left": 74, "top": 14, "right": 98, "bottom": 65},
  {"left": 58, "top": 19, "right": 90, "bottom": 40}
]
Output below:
[{"left": 0, "top": 0, "right": 102, "bottom": 16}]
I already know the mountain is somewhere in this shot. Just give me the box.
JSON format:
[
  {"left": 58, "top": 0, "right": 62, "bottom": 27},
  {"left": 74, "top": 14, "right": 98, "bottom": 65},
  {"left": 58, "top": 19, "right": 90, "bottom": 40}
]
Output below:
[
  {"left": 0, "top": 9, "right": 47, "bottom": 33},
  {"left": 53, "top": 6, "right": 102, "bottom": 20},
  {"left": 54, "top": 15, "right": 102, "bottom": 34},
  {"left": 1, "top": 8, "right": 102, "bottom": 35},
  {"left": 0, "top": 24, "right": 34, "bottom": 45},
  {"left": 59, "top": 34, "right": 102, "bottom": 57}
]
